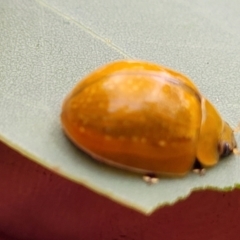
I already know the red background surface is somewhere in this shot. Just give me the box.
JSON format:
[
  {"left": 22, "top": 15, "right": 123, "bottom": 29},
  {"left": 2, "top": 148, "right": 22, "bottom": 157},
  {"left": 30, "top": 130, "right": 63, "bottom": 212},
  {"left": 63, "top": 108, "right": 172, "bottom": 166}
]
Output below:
[{"left": 0, "top": 140, "right": 240, "bottom": 240}]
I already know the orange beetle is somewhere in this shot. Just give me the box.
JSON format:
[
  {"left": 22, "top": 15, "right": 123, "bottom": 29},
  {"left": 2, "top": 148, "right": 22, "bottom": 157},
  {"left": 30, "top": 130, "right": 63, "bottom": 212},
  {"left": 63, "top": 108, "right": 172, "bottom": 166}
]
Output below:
[{"left": 61, "top": 60, "right": 237, "bottom": 178}]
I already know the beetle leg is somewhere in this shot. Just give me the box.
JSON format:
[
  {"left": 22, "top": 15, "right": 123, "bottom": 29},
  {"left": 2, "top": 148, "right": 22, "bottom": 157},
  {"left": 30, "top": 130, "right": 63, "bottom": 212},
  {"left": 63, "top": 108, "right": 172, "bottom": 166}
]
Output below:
[
  {"left": 193, "top": 168, "right": 206, "bottom": 175},
  {"left": 192, "top": 160, "right": 206, "bottom": 176},
  {"left": 143, "top": 173, "right": 159, "bottom": 184}
]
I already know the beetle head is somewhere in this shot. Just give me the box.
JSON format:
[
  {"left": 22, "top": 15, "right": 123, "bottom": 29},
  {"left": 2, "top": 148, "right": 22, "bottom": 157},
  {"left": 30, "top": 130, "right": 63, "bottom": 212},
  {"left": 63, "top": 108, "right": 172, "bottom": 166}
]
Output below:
[{"left": 218, "top": 122, "right": 237, "bottom": 158}]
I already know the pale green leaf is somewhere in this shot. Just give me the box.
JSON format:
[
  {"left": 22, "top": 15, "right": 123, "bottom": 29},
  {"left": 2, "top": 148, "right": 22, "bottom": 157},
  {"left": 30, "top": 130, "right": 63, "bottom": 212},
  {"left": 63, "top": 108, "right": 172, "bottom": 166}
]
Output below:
[{"left": 1, "top": 0, "right": 240, "bottom": 215}]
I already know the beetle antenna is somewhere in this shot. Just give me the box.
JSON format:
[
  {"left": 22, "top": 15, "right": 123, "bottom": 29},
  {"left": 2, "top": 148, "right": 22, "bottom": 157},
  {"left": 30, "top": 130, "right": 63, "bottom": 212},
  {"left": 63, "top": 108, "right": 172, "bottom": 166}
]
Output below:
[
  {"left": 233, "top": 122, "right": 240, "bottom": 133},
  {"left": 233, "top": 148, "right": 240, "bottom": 155}
]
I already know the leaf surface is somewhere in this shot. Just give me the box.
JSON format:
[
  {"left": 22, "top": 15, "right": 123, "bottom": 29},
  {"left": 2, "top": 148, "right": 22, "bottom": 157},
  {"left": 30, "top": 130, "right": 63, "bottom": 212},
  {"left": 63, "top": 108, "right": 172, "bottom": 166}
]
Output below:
[{"left": 1, "top": 0, "right": 240, "bottom": 215}]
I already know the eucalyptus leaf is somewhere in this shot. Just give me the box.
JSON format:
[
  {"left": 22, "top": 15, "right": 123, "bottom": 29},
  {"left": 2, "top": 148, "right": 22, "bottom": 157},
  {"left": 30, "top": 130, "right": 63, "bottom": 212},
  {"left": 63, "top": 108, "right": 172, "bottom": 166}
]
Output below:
[{"left": 1, "top": 0, "right": 240, "bottom": 215}]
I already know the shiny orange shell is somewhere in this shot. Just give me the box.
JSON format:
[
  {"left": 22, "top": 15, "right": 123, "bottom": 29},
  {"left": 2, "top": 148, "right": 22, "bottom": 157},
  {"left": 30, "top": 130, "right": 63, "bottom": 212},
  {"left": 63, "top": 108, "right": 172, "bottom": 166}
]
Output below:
[{"left": 61, "top": 60, "right": 236, "bottom": 177}]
